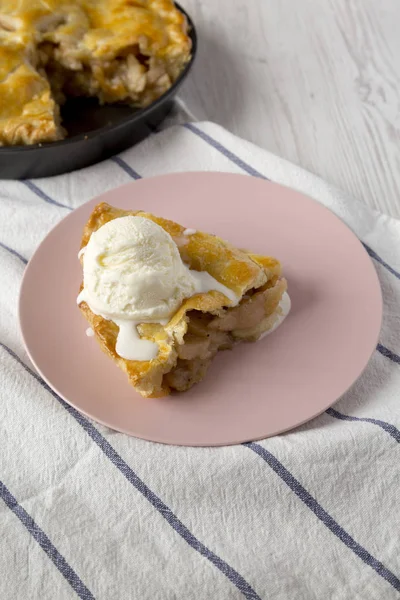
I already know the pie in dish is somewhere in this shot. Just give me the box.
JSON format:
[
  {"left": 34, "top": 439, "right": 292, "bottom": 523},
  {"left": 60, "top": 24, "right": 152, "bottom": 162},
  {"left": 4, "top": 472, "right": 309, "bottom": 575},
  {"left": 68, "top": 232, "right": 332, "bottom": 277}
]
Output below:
[
  {"left": 0, "top": 0, "right": 191, "bottom": 146},
  {"left": 77, "top": 202, "right": 289, "bottom": 398}
]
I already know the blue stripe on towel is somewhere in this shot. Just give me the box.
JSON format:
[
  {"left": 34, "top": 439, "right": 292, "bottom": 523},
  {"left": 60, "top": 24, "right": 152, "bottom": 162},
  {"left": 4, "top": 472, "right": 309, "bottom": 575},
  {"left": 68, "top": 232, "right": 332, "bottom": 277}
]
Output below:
[
  {"left": 0, "top": 342, "right": 261, "bottom": 600},
  {"left": 110, "top": 156, "right": 142, "bottom": 180},
  {"left": 377, "top": 343, "right": 400, "bottom": 365},
  {"left": 363, "top": 243, "right": 400, "bottom": 281},
  {"left": 326, "top": 408, "right": 400, "bottom": 443},
  {"left": 22, "top": 180, "right": 72, "bottom": 210},
  {"left": 0, "top": 241, "right": 28, "bottom": 265},
  {"left": 0, "top": 480, "right": 94, "bottom": 600},
  {"left": 245, "top": 441, "right": 400, "bottom": 593},
  {"left": 183, "top": 123, "right": 266, "bottom": 179}
]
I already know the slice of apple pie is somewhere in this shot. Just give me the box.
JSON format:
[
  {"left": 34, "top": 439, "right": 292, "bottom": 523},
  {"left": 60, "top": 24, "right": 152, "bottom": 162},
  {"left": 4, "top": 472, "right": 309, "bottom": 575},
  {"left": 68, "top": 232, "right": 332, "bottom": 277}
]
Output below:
[{"left": 77, "top": 202, "right": 289, "bottom": 397}]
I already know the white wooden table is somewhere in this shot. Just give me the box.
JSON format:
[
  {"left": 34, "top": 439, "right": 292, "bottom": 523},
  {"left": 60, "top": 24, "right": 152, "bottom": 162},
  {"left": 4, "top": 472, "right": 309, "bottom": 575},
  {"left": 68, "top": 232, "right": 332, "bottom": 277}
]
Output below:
[{"left": 179, "top": 0, "right": 400, "bottom": 217}]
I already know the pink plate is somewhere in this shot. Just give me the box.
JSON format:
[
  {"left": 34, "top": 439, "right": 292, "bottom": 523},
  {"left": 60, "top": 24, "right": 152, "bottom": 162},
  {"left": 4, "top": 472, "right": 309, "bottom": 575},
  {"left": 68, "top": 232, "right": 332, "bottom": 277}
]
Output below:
[{"left": 19, "top": 172, "right": 382, "bottom": 446}]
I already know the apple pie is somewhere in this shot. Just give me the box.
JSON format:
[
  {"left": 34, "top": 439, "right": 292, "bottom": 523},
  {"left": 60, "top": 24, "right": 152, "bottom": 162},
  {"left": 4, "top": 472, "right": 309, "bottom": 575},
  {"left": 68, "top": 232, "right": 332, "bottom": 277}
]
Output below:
[
  {"left": 0, "top": 0, "right": 191, "bottom": 146},
  {"left": 77, "top": 202, "right": 289, "bottom": 398}
]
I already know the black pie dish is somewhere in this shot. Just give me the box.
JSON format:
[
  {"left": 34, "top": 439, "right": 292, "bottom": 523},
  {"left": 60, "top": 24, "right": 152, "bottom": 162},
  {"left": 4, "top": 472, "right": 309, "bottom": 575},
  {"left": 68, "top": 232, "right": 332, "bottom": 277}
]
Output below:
[{"left": 0, "top": 4, "right": 196, "bottom": 180}]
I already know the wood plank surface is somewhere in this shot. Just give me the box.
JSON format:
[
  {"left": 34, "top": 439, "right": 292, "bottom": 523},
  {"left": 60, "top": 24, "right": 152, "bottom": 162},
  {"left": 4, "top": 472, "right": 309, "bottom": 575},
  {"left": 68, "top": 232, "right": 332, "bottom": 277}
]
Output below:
[{"left": 179, "top": 0, "right": 400, "bottom": 217}]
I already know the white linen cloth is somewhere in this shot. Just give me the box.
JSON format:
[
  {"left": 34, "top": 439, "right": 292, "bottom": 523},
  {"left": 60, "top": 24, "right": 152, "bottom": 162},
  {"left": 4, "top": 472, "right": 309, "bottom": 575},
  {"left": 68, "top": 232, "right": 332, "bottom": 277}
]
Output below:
[{"left": 1, "top": 115, "right": 400, "bottom": 600}]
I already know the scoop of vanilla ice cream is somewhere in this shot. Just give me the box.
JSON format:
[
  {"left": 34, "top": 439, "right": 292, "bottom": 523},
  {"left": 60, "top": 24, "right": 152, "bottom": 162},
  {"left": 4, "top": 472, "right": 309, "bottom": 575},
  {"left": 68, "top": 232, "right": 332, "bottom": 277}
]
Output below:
[{"left": 82, "top": 216, "right": 196, "bottom": 321}]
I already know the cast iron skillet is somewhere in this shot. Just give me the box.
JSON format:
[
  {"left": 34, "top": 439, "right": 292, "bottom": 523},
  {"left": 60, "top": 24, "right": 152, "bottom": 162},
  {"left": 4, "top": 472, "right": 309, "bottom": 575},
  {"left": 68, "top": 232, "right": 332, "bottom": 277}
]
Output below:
[{"left": 0, "top": 4, "right": 196, "bottom": 179}]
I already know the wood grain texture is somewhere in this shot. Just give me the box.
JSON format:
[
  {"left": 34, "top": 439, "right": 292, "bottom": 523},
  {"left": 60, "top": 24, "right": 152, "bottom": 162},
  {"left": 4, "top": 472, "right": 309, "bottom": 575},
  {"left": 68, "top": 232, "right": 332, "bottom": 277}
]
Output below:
[{"left": 179, "top": 0, "right": 400, "bottom": 217}]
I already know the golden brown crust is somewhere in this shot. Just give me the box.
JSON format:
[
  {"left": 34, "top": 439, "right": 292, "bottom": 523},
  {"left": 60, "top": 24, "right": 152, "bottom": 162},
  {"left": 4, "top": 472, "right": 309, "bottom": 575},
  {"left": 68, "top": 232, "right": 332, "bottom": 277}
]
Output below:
[
  {"left": 78, "top": 202, "right": 287, "bottom": 398},
  {"left": 0, "top": 0, "right": 191, "bottom": 145},
  {"left": 0, "top": 37, "right": 64, "bottom": 145}
]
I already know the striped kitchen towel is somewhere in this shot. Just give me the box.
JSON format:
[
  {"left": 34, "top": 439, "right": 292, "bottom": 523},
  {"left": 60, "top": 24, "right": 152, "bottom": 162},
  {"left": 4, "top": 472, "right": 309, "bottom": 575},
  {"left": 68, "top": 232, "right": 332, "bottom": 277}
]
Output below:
[{"left": 1, "top": 120, "right": 399, "bottom": 600}]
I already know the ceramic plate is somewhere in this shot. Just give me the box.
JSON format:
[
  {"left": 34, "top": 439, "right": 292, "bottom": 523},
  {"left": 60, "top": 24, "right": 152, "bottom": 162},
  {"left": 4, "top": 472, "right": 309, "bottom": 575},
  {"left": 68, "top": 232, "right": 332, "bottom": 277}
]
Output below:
[{"left": 19, "top": 172, "right": 382, "bottom": 446}]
